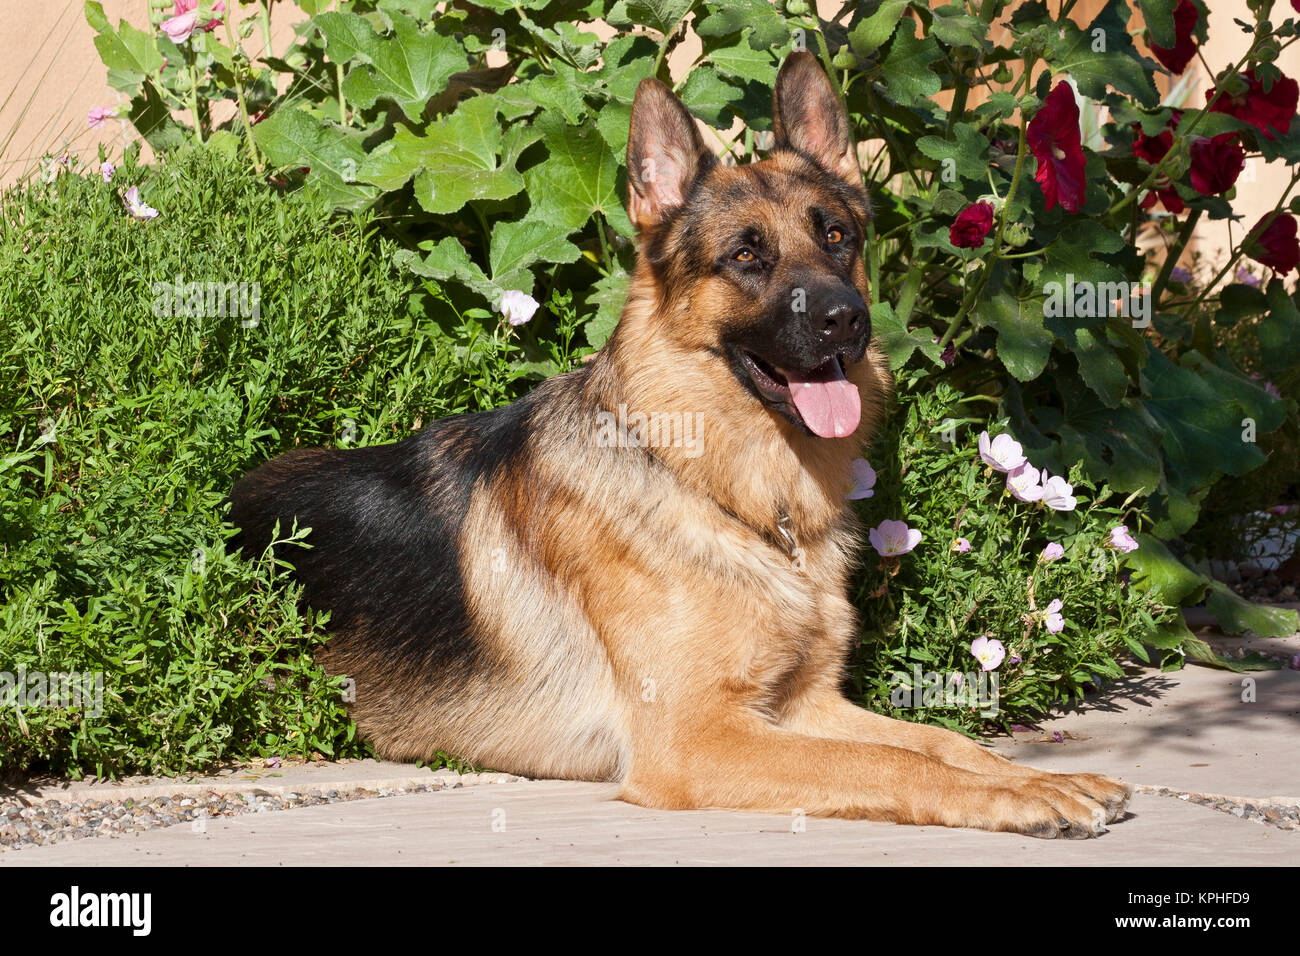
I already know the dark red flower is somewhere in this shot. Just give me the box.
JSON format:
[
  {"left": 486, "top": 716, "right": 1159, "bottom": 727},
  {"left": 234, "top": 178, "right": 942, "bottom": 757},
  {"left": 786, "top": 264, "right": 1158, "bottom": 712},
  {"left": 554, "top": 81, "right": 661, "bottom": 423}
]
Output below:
[
  {"left": 1131, "top": 110, "right": 1181, "bottom": 164},
  {"left": 1247, "top": 214, "right": 1300, "bottom": 275},
  {"left": 1140, "top": 186, "right": 1185, "bottom": 215},
  {"left": 1294, "top": 0, "right": 1300, "bottom": 13},
  {"left": 1189, "top": 134, "right": 1245, "bottom": 195},
  {"left": 949, "top": 201, "right": 995, "bottom": 248},
  {"left": 1028, "top": 83, "right": 1087, "bottom": 213},
  {"left": 1208, "top": 69, "right": 1300, "bottom": 140},
  {"left": 1149, "top": 0, "right": 1199, "bottom": 74}
]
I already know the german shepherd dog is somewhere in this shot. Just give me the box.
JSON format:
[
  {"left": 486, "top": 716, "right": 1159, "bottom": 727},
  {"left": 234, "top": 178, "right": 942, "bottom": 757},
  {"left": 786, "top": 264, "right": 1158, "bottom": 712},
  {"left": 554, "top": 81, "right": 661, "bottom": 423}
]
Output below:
[{"left": 230, "top": 53, "right": 1131, "bottom": 838}]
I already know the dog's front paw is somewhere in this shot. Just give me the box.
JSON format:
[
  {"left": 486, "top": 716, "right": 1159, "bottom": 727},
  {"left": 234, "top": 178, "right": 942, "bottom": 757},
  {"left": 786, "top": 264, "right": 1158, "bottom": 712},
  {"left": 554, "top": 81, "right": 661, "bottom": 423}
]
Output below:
[{"left": 959, "top": 773, "right": 1132, "bottom": 838}]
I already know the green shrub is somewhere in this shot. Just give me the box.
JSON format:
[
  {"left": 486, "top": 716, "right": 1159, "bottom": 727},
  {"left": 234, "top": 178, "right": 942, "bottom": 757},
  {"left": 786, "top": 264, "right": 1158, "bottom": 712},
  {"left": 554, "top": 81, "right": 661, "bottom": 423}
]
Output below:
[{"left": 846, "top": 375, "right": 1249, "bottom": 736}]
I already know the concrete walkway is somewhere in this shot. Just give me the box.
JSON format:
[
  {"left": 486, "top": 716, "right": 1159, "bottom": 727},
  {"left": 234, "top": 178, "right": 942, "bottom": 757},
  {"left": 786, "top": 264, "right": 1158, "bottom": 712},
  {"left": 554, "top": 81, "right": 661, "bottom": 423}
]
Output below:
[{"left": 3, "top": 628, "right": 1297, "bottom": 866}]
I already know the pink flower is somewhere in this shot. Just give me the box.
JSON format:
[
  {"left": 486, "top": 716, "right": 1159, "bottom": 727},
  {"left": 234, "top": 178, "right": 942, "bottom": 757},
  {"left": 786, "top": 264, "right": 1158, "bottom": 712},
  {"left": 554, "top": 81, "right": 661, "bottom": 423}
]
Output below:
[
  {"left": 87, "top": 106, "right": 115, "bottom": 129},
  {"left": 1006, "top": 463, "right": 1044, "bottom": 503},
  {"left": 970, "top": 635, "right": 1006, "bottom": 671},
  {"left": 1042, "top": 598, "right": 1065, "bottom": 634},
  {"left": 869, "top": 519, "right": 922, "bottom": 557},
  {"left": 1263, "top": 381, "right": 1282, "bottom": 399},
  {"left": 161, "top": 0, "right": 226, "bottom": 42},
  {"left": 1107, "top": 526, "right": 1139, "bottom": 553},
  {"left": 1041, "top": 542, "right": 1065, "bottom": 562},
  {"left": 952, "top": 537, "right": 971, "bottom": 553},
  {"left": 99, "top": 161, "right": 115, "bottom": 183},
  {"left": 498, "top": 289, "right": 539, "bottom": 326},
  {"left": 978, "top": 431, "right": 1027, "bottom": 473},
  {"left": 123, "top": 185, "right": 159, "bottom": 220},
  {"left": 1040, "top": 472, "right": 1077, "bottom": 512},
  {"left": 847, "top": 458, "right": 877, "bottom": 500}
]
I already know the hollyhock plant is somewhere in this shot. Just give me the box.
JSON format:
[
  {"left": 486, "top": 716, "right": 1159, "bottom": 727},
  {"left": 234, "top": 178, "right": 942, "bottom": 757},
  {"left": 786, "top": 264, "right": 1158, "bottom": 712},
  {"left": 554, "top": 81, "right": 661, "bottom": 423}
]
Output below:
[
  {"left": 1108, "top": 526, "right": 1140, "bottom": 553},
  {"left": 1208, "top": 69, "right": 1299, "bottom": 140},
  {"left": 1041, "top": 542, "right": 1065, "bottom": 562},
  {"left": 1246, "top": 214, "right": 1300, "bottom": 275},
  {"left": 161, "top": 0, "right": 227, "bottom": 43},
  {"left": 970, "top": 635, "right": 1006, "bottom": 672},
  {"left": 949, "top": 201, "right": 994, "bottom": 248},
  {"left": 978, "top": 431, "right": 1026, "bottom": 473},
  {"left": 847, "top": 458, "right": 877, "bottom": 500},
  {"left": 499, "top": 289, "right": 540, "bottom": 326},
  {"left": 1189, "top": 134, "right": 1245, "bottom": 195},
  {"left": 1027, "top": 82, "right": 1086, "bottom": 213},
  {"left": 869, "top": 519, "right": 922, "bottom": 558},
  {"left": 1006, "top": 463, "right": 1045, "bottom": 503},
  {"left": 1148, "top": 0, "right": 1199, "bottom": 75},
  {"left": 1040, "top": 473, "right": 1077, "bottom": 512}
]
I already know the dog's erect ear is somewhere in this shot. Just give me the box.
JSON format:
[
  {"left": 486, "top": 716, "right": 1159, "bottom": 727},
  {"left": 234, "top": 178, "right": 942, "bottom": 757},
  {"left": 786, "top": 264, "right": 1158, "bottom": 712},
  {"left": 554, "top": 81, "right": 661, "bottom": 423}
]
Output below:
[
  {"left": 626, "top": 78, "right": 712, "bottom": 229},
  {"left": 772, "top": 51, "right": 861, "bottom": 187}
]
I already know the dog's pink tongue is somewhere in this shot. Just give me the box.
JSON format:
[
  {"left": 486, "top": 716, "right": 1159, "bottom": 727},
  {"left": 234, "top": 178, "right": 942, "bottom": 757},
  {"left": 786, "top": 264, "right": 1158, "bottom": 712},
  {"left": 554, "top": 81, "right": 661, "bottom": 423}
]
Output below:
[{"left": 787, "top": 359, "right": 861, "bottom": 439}]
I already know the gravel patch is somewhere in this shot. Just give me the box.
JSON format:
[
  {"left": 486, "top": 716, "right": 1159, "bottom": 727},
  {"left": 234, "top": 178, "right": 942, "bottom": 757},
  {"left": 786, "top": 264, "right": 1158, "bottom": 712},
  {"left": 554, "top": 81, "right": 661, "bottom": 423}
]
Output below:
[
  {"left": 1135, "top": 784, "right": 1300, "bottom": 831},
  {"left": 0, "top": 776, "right": 523, "bottom": 852}
]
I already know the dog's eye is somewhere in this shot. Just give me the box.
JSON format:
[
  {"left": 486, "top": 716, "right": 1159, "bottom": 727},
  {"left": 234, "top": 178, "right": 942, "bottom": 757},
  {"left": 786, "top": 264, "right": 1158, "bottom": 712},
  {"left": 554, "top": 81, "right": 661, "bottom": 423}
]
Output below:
[
  {"left": 733, "top": 248, "right": 756, "bottom": 263},
  {"left": 826, "top": 228, "right": 845, "bottom": 245}
]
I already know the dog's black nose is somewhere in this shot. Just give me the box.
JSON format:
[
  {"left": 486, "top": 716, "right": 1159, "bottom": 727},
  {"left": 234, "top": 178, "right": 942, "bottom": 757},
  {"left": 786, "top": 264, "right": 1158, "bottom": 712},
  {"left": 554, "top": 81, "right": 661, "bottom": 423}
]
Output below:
[{"left": 813, "top": 288, "right": 868, "bottom": 345}]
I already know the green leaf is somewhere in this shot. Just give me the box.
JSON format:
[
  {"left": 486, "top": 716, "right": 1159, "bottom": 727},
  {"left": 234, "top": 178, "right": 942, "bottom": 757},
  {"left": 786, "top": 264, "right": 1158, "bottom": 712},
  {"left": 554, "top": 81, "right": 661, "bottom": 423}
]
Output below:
[
  {"left": 1181, "top": 352, "right": 1286, "bottom": 434},
  {"left": 705, "top": 29, "right": 782, "bottom": 84},
  {"left": 915, "top": 124, "right": 989, "bottom": 183},
  {"left": 607, "top": 0, "right": 696, "bottom": 35},
  {"left": 848, "top": 0, "right": 910, "bottom": 58},
  {"left": 1206, "top": 582, "right": 1300, "bottom": 640},
  {"left": 314, "top": 11, "right": 467, "bottom": 122},
  {"left": 880, "top": 20, "right": 943, "bottom": 108},
  {"left": 252, "top": 107, "right": 379, "bottom": 211},
  {"left": 86, "top": 1, "right": 164, "bottom": 95},
  {"left": 929, "top": 5, "right": 987, "bottom": 49},
  {"left": 1142, "top": 345, "right": 1265, "bottom": 488},
  {"left": 527, "top": 65, "right": 592, "bottom": 125},
  {"left": 1125, "top": 533, "right": 1207, "bottom": 605},
  {"left": 525, "top": 117, "right": 631, "bottom": 235},
  {"left": 1136, "top": 0, "right": 1176, "bottom": 49},
  {"left": 973, "top": 293, "right": 1055, "bottom": 381},
  {"left": 1215, "top": 282, "right": 1268, "bottom": 327},
  {"left": 1070, "top": 327, "right": 1128, "bottom": 407},
  {"left": 396, "top": 238, "right": 496, "bottom": 303},
  {"left": 585, "top": 268, "right": 630, "bottom": 349},
  {"left": 358, "top": 96, "right": 524, "bottom": 214},
  {"left": 488, "top": 218, "right": 582, "bottom": 294},
  {"left": 871, "top": 302, "right": 943, "bottom": 370},
  {"left": 696, "top": 0, "right": 790, "bottom": 49},
  {"left": 1044, "top": 0, "right": 1159, "bottom": 107},
  {"left": 679, "top": 70, "right": 745, "bottom": 127},
  {"left": 595, "top": 100, "right": 634, "bottom": 156},
  {"left": 1040, "top": 221, "right": 1126, "bottom": 292},
  {"left": 1054, "top": 377, "right": 1164, "bottom": 492},
  {"left": 1260, "top": 278, "right": 1300, "bottom": 374}
]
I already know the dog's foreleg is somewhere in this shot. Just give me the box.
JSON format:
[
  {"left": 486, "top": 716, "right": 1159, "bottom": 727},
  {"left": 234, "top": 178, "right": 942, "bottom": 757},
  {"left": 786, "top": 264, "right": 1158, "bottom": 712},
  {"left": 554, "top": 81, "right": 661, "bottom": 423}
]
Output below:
[{"left": 621, "top": 709, "right": 1124, "bottom": 838}]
